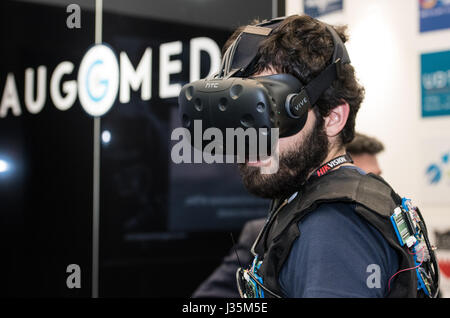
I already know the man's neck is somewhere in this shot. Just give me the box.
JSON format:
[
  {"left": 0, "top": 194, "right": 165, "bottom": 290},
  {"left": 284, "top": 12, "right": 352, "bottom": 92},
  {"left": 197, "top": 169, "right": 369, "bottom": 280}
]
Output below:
[
  {"left": 273, "top": 147, "right": 353, "bottom": 202},
  {"left": 322, "top": 147, "right": 348, "bottom": 166}
]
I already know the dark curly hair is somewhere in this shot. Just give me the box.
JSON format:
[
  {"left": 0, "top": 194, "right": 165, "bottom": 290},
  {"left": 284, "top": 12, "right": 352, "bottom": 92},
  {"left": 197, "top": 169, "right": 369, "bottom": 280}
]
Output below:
[
  {"left": 346, "top": 132, "right": 384, "bottom": 156},
  {"left": 223, "top": 14, "right": 365, "bottom": 145}
]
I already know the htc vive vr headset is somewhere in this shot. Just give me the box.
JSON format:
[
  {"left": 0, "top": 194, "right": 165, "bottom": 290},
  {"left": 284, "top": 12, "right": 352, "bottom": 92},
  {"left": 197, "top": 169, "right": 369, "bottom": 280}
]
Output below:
[{"left": 178, "top": 16, "right": 351, "bottom": 157}]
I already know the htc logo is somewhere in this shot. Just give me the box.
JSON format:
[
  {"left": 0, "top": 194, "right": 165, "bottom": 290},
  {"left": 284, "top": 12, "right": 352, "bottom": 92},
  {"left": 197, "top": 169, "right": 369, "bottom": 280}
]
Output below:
[{"left": 205, "top": 82, "right": 219, "bottom": 89}]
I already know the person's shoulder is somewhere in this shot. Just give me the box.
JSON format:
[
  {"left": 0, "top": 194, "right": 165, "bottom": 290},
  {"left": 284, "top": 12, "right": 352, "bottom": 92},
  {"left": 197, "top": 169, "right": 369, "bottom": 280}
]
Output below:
[
  {"left": 299, "top": 201, "right": 361, "bottom": 233},
  {"left": 340, "top": 165, "right": 367, "bottom": 175},
  {"left": 238, "top": 218, "right": 265, "bottom": 245},
  {"left": 242, "top": 218, "right": 266, "bottom": 233},
  {"left": 298, "top": 200, "right": 393, "bottom": 249},
  {"left": 298, "top": 201, "right": 396, "bottom": 260}
]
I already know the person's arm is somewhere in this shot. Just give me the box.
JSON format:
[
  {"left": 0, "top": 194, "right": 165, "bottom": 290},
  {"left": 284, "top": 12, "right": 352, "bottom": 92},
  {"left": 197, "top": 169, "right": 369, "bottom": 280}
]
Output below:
[{"left": 191, "top": 219, "right": 265, "bottom": 298}]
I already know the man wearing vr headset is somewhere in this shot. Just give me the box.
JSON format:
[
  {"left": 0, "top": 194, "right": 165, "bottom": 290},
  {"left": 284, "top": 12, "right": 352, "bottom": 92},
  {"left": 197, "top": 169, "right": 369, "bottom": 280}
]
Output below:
[
  {"left": 179, "top": 15, "right": 438, "bottom": 298},
  {"left": 192, "top": 133, "right": 387, "bottom": 298}
]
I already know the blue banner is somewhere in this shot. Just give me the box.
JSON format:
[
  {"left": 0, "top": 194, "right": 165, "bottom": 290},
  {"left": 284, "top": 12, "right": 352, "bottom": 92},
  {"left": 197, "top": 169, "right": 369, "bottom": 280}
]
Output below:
[
  {"left": 304, "top": 0, "right": 343, "bottom": 18},
  {"left": 421, "top": 50, "right": 450, "bottom": 118},
  {"left": 420, "top": 0, "right": 450, "bottom": 33}
]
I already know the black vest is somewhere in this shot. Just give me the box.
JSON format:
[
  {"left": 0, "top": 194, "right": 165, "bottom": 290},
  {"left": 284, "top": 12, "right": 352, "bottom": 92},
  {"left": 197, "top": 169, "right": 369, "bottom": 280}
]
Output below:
[{"left": 252, "top": 168, "right": 419, "bottom": 298}]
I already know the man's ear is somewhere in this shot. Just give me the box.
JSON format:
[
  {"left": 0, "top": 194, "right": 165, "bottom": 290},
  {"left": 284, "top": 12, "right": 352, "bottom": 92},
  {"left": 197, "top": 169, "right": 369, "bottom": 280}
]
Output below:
[{"left": 324, "top": 101, "right": 350, "bottom": 138}]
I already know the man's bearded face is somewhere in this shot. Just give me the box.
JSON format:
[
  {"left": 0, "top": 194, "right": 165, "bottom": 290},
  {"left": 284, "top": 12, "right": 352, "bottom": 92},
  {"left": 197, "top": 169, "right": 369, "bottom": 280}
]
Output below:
[{"left": 238, "top": 111, "right": 329, "bottom": 199}]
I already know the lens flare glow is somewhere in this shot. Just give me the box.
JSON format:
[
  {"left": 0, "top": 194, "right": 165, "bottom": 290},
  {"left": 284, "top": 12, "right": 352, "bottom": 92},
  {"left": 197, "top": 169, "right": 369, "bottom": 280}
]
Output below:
[
  {"left": 0, "top": 159, "right": 9, "bottom": 173},
  {"left": 102, "top": 130, "right": 111, "bottom": 144}
]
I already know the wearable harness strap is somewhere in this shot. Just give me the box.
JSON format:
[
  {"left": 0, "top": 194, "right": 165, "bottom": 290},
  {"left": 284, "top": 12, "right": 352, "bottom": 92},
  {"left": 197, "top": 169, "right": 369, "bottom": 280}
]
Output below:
[
  {"left": 287, "top": 61, "right": 339, "bottom": 117},
  {"left": 284, "top": 25, "right": 351, "bottom": 119},
  {"left": 230, "top": 21, "right": 283, "bottom": 76},
  {"left": 252, "top": 168, "right": 418, "bottom": 298},
  {"left": 252, "top": 154, "right": 353, "bottom": 256},
  {"left": 269, "top": 169, "right": 401, "bottom": 243}
]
